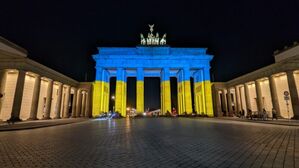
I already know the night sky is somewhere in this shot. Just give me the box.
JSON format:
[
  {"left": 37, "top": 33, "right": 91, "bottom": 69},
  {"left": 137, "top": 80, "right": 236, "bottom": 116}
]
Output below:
[{"left": 1, "top": 1, "right": 299, "bottom": 109}]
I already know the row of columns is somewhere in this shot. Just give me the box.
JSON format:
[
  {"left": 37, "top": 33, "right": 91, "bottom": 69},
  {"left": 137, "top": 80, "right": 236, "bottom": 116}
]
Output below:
[
  {"left": 0, "top": 69, "right": 89, "bottom": 121},
  {"left": 220, "top": 70, "right": 299, "bottom": 119},
  {"left": 93, "top": 67, "right": 214, "bottom": 117}
]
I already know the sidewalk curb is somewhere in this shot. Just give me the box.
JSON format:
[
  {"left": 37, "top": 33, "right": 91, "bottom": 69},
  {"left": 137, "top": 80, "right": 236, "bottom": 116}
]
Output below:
[
  {"left": 0, "top": 119, "right": 89, "bottom": 132},
  {"left": 214, "top": 117, "right": 299, "bottom": 127}
]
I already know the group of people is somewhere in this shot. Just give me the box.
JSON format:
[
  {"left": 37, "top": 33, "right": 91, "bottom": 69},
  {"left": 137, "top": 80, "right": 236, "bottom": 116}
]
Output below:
[{"left": 237, "top": 108, "right": 278, "bottom": 120}]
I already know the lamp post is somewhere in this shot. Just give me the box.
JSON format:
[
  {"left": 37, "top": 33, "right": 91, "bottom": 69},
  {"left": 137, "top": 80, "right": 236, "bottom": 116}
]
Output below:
[{"left": 111, "top": 95, "right": 115, "bottom": 112}]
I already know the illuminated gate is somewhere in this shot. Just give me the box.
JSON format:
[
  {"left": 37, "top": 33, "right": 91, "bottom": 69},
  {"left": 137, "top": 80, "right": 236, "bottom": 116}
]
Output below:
[{"left": 92, "top": 25, "right": 214, "bottom": 117}]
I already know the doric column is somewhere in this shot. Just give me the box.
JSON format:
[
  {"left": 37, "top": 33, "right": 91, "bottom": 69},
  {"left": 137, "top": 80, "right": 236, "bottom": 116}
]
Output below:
[
  {"left": 161, "top": 67, "right": 171, "bottom": 115},
  {"left": 76, "top": 89, "right": 82, "bottom": 117},
  {"left": 183, "top": 67, "right": 193, "bottom": 114},
  {"left": 28, "top": 75, "right": 41, "bottom": 120},
  {"left": 203, "top": 67, "right": 213, "bottom": 117},
  {"left": 244, "top": 83, "right": 251, "bottom": 111},
  {"left": 71, "top": 87, "right": 77, "bottom": 117},
  {"left": 84, "top": 92, "right": 90, "bottom": 117},
  {"left": 220, "top": 89, "right": 228, "bottom": 116},
  {"left": 105, "top": 74, "right": 110, "bottom": 113},
  {"left": 287, "top": 71, "right": 299, "bottom": 119},
  {"left": 81, "top": 91, "right": 86, "bottom": 117},
  {"left": 215, "top": 90, "right": 222, "bottom": 117},
  {"left": 269, "top": 76, "right": 281, "bottom": 117},
  {"left": 211, "top": 85, "right": 221, "bottom": 117},
  {"left": 93, "top": 67, "right": 103, "bottom": 117},
  {"left": 44, "top": 79, "right": 53, "bottom": 119},
  {"left": 10, "top": 70, "right": 26, "bottom": 121},
  {"left": 227, "top": 89, "right": 233, "bottom": 116},
  {"left": 92, "top": 67, "right": 110, "bottom": 117},
  {"left": 235, "top": 86, "right": 241, "bottom": 112},
  {"left": 0, "top": 70, "right": 7, "bottom": 119},
  {"left": 115, "top": 68, "right": 126, "bottom": 117},
  {"left": 136, "top": 68, "right": 144, "bottom": 114},
  {"left": 63, "top": 86, "right": 71, "bottom": 118},
  {"left": 255, "top": 80, "right": 263, "bottom": 112},
  {"left": 54, "top": 83, "right": 63, "bottom": 119},
  {"left": 193, "top": 70, "right": 201, "bottom": 114},
  {"left": 177, "top": 71, "right": 184, "bottom": 115}
]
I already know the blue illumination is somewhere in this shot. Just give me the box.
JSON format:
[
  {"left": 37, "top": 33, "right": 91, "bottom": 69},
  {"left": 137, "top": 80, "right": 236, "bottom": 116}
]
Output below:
[
  {"left": 137, "top": 67, "right": 144, "bottom": 81},
  {"left": 161, "top": 68, "right": 170, "bottom": 81},
  {"left": 93, "top": 46, "right": 213, "bottom": 79}
]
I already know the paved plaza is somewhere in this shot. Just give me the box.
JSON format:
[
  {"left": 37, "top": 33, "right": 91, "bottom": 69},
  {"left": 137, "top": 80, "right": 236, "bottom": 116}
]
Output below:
[{"left": 0, "top": 118, "right": 298, "bottom": 168}]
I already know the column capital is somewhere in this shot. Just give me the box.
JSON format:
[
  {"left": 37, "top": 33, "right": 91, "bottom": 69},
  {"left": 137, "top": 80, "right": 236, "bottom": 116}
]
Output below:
[
  {"left": 41, "top": 77, "right": 53, "bottom": 82},
  {"left": 182, "top": 67, "right": 191, "bottom": 81},
  {"left": 137, "top": 67, "right": 143, "bottom": 71},
  {"left": 117, "top": 67, "right": 124, "bottom": 71},
  {"left": 163, "top": 67, "right": 170, "bottom": 71},
  {"left": 202, "top": 67, "right": 211, "bottom": 81},
  {"left": 161, "top": 68, "right": 170, "bottom": 81},
  {"left": 71, "top": 87, "right": 78, "bottom": 91},
  {"left": 63, "top": 84, "right": 70, "bottom": 88},
  {"left": 116, "top": 68, "right": 125, "bottom": 81},
  {"left": 54, "top": 81, "right": 63, "bottom": 86},
  {"left": 137, "top": 68, "right": 144, "bottom": 81},
  {"left": 183, "top": 66, "right": 190, "bottom": 71},
  {"left": 95, "top": 68, "right": 104, "bottom": 81}
]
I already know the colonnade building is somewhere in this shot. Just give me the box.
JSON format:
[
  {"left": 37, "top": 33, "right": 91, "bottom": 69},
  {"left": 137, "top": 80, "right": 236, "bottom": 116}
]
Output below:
[
  {"left": 0, "top": 36, "right": 92, "bottom": 121},
  {"left": 5, "top": 31, "right": 299, "bottom": 121},
  {"left": 212, "top": 42, "right": 299, "bottom": 119}
]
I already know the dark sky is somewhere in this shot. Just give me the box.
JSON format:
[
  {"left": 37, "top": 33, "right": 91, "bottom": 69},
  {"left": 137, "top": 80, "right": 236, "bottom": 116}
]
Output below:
[{"left": 1, "top": 0, "right": 299, "bottom": 82}]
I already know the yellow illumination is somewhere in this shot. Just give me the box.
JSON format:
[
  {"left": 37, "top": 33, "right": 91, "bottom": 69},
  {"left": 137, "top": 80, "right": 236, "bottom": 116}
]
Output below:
[
  {"left": 184, "top": 80, "right": 193, "bottom": 114},
  {"left": 115, "top": 80, "right": 126, "bottom": 117},
  {"left": 161, "top": 80, "right": 171, "bottom": 115},
  {"left": 204, "top": 81, "right": 213, "bottom": 117},
  {"left": 177, "top": 80, "right": 193, "bottom": 115},
  {"left": 194, "top": 81, "right": 213, "bottom": 116},
  {"left": 136, "top": 81, "right": 144, "bottom": 113},
  {"left": 92, "top": 81, "right": 109, "bottom": 117}
]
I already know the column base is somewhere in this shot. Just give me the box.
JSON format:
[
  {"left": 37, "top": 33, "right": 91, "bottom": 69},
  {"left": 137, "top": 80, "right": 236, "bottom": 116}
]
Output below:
[
  {"left": 27, "top": 117, "right": 38, "bottom": 121},
  {"left": 7, "top": 116, "right": 22, "bottom": 122},
  {"left": 292, "top": 115, "right": 299, "bottom": 120},
  {"left": 53, "top": 117, "right": 61, "bottom": 119},
  {"left": 42, "top": 117, "right": 51, "bottom": 120}
]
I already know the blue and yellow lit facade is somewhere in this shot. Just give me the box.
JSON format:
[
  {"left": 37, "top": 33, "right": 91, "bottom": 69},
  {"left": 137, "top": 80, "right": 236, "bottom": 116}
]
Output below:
[{"left": 92, "top": 46, "right": 214, "bottom": 117}]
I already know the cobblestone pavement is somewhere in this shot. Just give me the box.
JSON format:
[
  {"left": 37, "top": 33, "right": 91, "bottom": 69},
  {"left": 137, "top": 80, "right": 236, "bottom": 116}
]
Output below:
[{"left": 0, "top": 118, "right": 298, "bottom": 168}]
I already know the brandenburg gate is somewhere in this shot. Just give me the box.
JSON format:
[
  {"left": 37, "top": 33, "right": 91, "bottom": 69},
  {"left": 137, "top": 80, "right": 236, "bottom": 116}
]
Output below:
[{"left": 92, "top": 25, "right": 214, "bottom": 117}]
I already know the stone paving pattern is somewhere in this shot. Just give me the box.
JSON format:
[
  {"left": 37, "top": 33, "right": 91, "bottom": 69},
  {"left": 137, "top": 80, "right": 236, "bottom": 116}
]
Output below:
[{"left": 0, "top": 118, "right": 298, "bottom": 168}]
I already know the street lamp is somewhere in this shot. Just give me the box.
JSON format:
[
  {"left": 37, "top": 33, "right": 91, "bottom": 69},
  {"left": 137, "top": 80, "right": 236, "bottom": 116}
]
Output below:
[{"left": 111, "top": 95, "right": 115, "bottom": 112}]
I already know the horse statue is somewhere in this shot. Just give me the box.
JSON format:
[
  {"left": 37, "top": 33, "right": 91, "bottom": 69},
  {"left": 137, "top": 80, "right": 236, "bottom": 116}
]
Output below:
[
  {"left": 140, "top": 33, "right": 146, "bottom": 45},
  {"left": 160, "top": 33, "right": 167, "bottom": 45},
  {"left": 154, "top": 33, "right": 160, "bottom": 45},
  {"left": 147, "top": 33, "right": 152, "bottom": 45}
]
